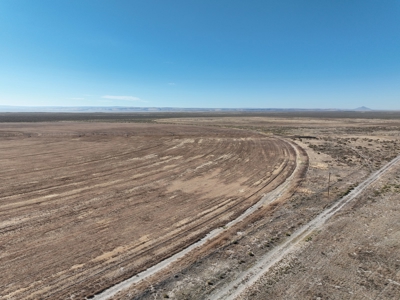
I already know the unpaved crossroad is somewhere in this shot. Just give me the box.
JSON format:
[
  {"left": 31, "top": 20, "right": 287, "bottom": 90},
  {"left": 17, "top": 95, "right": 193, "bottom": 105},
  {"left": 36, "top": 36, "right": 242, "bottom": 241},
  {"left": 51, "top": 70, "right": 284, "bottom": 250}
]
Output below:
[{"left": 209, "top": 154, "right": 400, "bottom": 300}]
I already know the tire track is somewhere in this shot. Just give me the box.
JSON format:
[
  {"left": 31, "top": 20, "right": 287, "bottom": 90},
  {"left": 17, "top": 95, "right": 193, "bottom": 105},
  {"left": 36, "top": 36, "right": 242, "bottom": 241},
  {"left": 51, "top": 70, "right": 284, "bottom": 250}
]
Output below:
[
  {"left": 88, "top": 139, "right": 300, "bottom": 300},
  {"left": 41, "top": 140, "right": 294, "bottom": 299},
  {"left": 209, "top": 154, "right": 400, "bottom": 300},
  {"left": 0, "top": 128, "right": 294, "bottom": 299}
]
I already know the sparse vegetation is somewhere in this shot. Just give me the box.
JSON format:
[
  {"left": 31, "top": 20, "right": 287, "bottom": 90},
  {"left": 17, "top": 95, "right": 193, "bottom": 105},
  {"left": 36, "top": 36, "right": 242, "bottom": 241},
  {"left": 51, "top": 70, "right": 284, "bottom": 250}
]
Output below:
[{"left": 2, "top": 112, "right": 400, "bottom": 300}]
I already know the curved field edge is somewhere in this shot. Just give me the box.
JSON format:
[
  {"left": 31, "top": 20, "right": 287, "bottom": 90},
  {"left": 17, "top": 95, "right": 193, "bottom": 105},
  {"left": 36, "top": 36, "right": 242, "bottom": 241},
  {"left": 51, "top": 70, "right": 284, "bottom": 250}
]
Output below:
[
  {"left": 108, "top": 139, "right": 308, "bottom": 300},
  {"left": 0, "top": 123, "right": 298, "bottom": 300},
  {"left": 89, "top": 139, "right": 300, "bottom": 300}
]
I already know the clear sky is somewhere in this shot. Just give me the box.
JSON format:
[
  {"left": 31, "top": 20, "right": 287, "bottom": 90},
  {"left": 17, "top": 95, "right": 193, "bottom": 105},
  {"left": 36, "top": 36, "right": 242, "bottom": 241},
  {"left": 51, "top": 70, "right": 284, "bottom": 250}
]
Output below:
[{"left": 0, "top": 1, "right": 399, "bottom": 109}]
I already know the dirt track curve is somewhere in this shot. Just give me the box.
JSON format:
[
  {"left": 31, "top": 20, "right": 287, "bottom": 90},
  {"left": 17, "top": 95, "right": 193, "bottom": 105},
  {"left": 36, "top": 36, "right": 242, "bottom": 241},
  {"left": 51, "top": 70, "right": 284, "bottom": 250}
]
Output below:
[
  {"left": 209, "top": 154, "right": 400, "bottom": 300},
  {"left": 93, "top": 137, "right": 304, "bottom": 300},
  {"left": 0, "top": 122, "right": 297, "bottom": 299}
]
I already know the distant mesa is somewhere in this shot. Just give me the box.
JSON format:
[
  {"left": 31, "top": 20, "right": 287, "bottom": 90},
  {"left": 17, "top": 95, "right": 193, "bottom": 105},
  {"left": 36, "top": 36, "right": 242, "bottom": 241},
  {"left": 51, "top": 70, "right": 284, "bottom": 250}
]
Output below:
[{"left": 354, "top": 106, "right": 372, "bottom": 111}]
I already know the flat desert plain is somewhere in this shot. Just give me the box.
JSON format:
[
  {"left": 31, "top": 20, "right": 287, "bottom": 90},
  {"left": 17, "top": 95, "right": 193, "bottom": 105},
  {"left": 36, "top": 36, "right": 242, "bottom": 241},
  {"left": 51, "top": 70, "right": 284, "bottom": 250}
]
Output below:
[
  {"left": 0, "top": 121, "right": 297, "bottom": 299},
  {"left": 1, "top": 112, "right": 400, "bottom": 300}
]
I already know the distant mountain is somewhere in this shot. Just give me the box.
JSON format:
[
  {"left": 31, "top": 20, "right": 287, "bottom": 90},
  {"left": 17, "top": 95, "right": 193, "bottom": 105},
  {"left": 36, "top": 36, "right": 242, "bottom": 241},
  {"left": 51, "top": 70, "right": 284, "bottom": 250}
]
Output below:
[{"left": 354, "top": 106, "right": 372, "bottom": 111}]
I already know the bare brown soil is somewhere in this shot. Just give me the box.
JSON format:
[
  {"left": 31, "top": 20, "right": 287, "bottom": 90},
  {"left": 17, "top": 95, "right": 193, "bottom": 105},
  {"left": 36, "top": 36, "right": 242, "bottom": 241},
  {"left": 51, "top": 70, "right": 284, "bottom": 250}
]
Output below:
[
  {"left": 121, "top": 116, "right": 400, "bottom": 300},
  {"left": 0, "top": 122, "right": 296, "bottom": 299},
  {"left": 2, "top": 114, "right": 399, "bottom": 300}
]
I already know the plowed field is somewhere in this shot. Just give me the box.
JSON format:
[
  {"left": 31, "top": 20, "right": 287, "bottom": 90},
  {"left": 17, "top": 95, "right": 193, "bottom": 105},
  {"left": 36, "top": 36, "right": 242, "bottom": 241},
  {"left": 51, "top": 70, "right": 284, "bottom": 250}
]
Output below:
[{"left": 0, "top": 122, "right": 296, "bottom": 299}]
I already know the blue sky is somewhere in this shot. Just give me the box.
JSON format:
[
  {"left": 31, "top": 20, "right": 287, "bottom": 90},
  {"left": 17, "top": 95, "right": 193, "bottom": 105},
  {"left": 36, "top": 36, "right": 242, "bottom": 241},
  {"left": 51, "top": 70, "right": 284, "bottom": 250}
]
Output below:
[{"left": 0, "top": 1, "right": 399, "bottom": 109}]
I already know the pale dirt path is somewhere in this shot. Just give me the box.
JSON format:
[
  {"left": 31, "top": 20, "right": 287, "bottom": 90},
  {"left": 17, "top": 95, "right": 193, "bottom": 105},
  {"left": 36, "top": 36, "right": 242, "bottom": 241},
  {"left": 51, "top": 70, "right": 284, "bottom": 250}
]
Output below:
[
  {"left": 92, "top": 141, "right": 303, "bottom": 300},
  {"left": 209, "top": 154, "right": 400, "bottom": 300}
]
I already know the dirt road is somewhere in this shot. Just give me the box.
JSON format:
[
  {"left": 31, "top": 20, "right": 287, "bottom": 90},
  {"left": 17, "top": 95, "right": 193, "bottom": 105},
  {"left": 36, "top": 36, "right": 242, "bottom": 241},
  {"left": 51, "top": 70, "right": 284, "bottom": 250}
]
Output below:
[{"left": 209, "top": 154, "right": 400, "bottom": 300}]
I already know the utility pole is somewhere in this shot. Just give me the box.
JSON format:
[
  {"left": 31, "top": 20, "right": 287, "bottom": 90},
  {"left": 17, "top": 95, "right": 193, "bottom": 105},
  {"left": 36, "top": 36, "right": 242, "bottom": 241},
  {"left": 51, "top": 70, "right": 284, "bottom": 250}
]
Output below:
[{"left": 328, "top": 170, "right": 331, "bottom": 200}]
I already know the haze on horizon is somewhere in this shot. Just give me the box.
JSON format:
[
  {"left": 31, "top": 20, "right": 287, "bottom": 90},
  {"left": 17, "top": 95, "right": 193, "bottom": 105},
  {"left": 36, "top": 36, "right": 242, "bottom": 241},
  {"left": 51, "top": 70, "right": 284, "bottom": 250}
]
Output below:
[{"left": 0, "top": 1, "right": 399, "bottom": 110}]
